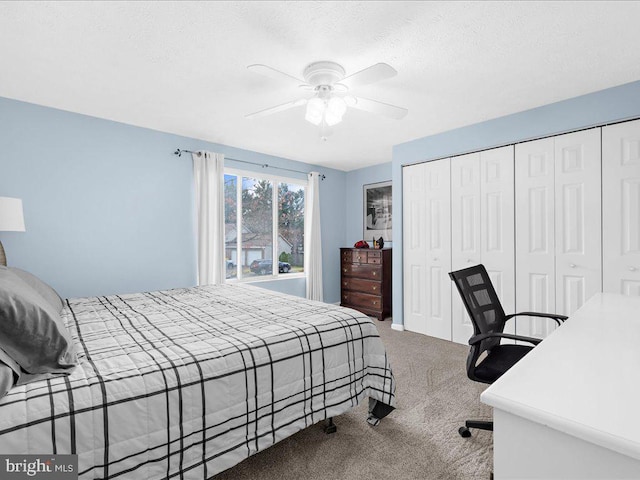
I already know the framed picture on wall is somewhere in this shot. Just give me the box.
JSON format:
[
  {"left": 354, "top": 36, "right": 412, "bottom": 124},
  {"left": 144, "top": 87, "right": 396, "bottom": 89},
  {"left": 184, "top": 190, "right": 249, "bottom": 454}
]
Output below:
[{"left": 363, "top": 180, "right": 392, "bottom": 241}]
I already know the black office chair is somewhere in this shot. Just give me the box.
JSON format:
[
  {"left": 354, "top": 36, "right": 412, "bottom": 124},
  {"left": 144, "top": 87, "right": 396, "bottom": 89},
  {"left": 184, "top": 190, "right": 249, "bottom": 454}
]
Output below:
[{"left": 449, "top": 264, "right": 567, "bottom": 438}]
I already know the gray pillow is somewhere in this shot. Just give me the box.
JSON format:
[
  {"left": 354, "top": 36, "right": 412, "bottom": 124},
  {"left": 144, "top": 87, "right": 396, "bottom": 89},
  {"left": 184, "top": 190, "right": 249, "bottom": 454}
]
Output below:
[
  {"left": 8, "top": 267, "right": 64, "bottom": 313},
  {"left": 0, "top": 363, "right": 16, "bottom": 401},
  {"left": 0, "top": 268, "right": 77, "bottom": 374},
  {"left": 0, "top": 347, "right": 19, "bottom": 400}
]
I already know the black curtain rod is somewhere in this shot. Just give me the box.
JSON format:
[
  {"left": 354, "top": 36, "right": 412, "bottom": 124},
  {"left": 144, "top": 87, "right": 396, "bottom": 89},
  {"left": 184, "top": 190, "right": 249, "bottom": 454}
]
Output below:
[{"left": 174, "top": 149, "right": 325, "bottom": 180}]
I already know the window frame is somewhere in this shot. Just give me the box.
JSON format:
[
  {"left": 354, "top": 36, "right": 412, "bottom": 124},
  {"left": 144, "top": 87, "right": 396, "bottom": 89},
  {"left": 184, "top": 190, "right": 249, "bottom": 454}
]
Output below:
[{"left": 224, "top": 167, "right": 307, "bottom": 283}]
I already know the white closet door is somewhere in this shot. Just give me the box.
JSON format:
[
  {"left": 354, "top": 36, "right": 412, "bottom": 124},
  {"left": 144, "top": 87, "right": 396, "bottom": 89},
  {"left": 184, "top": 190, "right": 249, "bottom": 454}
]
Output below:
[
  {"left": 480, "top": 146, "right": 516, "bottom": 336},
  {"left": 424, "top": 159, "right": 452, "bottom": 340},
  {"left": 515, "top": 137, "right": 557, "bottom": 338},
  {"left": 403, "top": 159, "right": 452, "bottom": 340},
  {"left": 403, "top": 162, "right": 429, "bottom": 334},
  {"left": 603, "top": 119, "right": 640, "bottom": 295},
  {"left": 554, "top": 128, "right": 602, "bottom": 315},
  {"left": 451, "top": 153, "right": 481, "bottom": 344}
]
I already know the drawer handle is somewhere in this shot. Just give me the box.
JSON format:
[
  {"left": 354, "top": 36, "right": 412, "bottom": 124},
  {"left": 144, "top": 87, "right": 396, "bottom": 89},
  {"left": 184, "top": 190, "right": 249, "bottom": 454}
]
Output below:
[
  {"left": 343, "top": 268, "right": 347, "bottom": 273},
  {"left": 343, "top": 281, "right": 348, "bottom": 286},
  {"left": 372, "top": 301, "right": 378, "bottom": 306},
  {"left": 372, "top": 286, "right": 377, "bottom": 291},
  {"left": 372, "top": 271, "right": 377, "bottom": 276},
  {"left": 630, "top": 266, "right": 637, "bottom": 272},
  {"left": 570, "top": 263, "right": 576, "bottom": 268}
]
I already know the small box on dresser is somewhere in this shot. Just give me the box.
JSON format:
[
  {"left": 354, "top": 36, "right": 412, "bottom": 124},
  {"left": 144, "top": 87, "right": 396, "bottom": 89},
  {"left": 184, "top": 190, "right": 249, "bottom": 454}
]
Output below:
[{"left": 340, "top": 247, "right": 392, "bottom": 321}]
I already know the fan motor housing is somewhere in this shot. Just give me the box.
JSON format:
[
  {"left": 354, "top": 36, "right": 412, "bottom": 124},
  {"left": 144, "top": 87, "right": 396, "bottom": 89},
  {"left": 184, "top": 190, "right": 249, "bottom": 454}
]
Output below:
[{"left": 303, "top": 61, "right": 345, "bottom": 86}]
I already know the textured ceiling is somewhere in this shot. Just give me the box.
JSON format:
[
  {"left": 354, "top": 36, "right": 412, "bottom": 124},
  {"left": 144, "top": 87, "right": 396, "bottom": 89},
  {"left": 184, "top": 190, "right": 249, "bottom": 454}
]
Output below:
[{"left": 1, "top": 1, "right": 640, "bottom": 171}]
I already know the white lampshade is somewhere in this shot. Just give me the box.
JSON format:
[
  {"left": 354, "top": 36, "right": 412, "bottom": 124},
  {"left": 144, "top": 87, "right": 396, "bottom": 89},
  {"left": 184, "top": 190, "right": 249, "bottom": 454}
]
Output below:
[
  {"left": 324, "top": 97, "right": 347, "bottom": 127},
  {"left": 305, "top": 97, "right": 325, "bottom": 126},
  {"left": 0, "top": 197, "right": 26, "bottom": 232},
  {"left": 327, "top": 97, "right": 347, "bottom": 117}
]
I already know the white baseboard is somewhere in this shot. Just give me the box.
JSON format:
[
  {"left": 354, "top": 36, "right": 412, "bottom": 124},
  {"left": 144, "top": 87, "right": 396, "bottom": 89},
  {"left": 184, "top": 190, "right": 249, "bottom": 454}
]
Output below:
[{"left": 391, "top": 323, "right": 404, "bottom": 332}]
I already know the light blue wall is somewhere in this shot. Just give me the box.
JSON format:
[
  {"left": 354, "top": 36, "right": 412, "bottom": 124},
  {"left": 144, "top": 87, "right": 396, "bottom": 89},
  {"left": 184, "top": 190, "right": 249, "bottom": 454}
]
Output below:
[
  {"left": 392, "top": 79, "right": 640, "bottom": 328},
  {"left": 0, "top": 96, "right": 346, "bottom": 302}
]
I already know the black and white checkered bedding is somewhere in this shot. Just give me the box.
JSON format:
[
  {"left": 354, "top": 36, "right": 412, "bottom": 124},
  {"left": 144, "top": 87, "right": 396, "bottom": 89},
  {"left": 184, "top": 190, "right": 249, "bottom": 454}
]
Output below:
[{"left": 0, "top": 283, "right": 396, "bottom": 479}]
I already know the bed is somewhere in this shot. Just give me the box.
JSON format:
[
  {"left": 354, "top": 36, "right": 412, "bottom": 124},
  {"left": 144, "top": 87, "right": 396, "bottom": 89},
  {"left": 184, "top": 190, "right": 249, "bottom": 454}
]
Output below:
[{"left": 0, "top": 281, "right": 396, "bottom": 479}]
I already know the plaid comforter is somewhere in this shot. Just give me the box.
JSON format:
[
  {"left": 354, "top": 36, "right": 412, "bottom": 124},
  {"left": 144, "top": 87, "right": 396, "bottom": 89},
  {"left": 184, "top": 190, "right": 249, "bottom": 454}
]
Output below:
[{"left": 0, "top": 284, "right": 396, "bottom": 479}]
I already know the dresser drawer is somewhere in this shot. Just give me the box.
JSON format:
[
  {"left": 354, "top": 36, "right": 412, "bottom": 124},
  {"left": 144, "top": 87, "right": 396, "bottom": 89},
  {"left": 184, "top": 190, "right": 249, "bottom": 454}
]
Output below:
[
  {"left": 342, "top": 277, "right": 382, "bottom": 295},
  {"left": 341, "top": 263, "right": 382, "bottom": 280},
  {"left": 367, "top": 251, "right": 382, "bottom": 264},
  {"left": 351, "top": 250, "right": 368, "bottom": 264},
  {"left": 342, "top": 292, "right": 383, "bottom": 312}
]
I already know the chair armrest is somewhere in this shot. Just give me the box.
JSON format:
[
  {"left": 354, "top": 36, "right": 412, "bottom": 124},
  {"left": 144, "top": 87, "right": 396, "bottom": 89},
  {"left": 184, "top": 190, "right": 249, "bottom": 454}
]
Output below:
[
  {"left": 505, "top": 311, "right": 568, "bottom": 326},
  {"left": 469, "top": 332, "right": 542, "bottom": 346}
]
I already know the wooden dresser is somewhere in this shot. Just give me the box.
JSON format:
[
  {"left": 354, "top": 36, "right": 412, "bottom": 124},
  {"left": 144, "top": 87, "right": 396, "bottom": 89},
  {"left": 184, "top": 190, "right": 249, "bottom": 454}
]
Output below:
[{"left": 340, "top": 247, "right": 392, "bottom": 321}]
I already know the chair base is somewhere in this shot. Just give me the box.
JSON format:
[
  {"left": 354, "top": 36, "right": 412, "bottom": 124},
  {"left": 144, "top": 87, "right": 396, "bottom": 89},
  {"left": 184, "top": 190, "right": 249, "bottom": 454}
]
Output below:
[{"left": 459, "top": 420, "right": 493, "bottom": 437}]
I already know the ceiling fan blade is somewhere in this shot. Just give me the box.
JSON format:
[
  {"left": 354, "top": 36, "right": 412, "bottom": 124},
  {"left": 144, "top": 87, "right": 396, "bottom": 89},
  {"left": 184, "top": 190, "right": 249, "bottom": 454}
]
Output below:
[
  {"left": 247, "top": 64, "right": 309, "bottom": 87},
  {"left": 245, "top": 98, "right": 308, "bottom": 119},
  {"left": 341, "top": 63, "right": 397, "bottom": 89},
  {"left": 351, "top": 96, "right": 408, "bottom": 120}
]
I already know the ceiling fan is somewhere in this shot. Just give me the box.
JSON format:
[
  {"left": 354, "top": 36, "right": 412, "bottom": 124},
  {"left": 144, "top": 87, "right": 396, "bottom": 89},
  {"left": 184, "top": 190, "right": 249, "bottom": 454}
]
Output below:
[{"left": 245, "top": 61, "right": 408, "bottom": 138}]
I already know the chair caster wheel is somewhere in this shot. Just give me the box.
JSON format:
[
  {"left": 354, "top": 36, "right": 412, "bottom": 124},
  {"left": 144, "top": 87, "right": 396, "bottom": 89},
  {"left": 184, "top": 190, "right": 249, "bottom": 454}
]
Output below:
[{"left": 459, "top": 426, "right": 472, "bottom": 438}]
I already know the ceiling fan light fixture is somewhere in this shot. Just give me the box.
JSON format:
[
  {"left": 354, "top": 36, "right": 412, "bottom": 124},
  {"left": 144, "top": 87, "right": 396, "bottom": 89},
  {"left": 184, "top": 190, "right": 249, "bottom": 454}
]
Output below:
[
  {"left": 305, "top": 97, "right": 325, "bottom": 125},
  {"left": 324, "top": 110, "right": 341, "bottom": 126},
  {"left": 327, "top": 97, "right": 347, "bottom": 117}
]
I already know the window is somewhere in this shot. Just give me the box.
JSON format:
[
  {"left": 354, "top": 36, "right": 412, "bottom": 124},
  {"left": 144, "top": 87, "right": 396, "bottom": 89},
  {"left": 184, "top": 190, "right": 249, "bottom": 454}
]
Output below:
[{"left": 224, "top": 169, "right": 305, "bottom": 281}]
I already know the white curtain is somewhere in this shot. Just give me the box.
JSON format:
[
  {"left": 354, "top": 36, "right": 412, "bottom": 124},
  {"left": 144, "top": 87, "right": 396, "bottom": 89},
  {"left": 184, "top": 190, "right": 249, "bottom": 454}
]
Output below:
[
  {"left": 193, "top": 151, "right": 225, "bottom": 285},
  {"left": 305, "top": 172, "right": 323, "bottom": 301}
]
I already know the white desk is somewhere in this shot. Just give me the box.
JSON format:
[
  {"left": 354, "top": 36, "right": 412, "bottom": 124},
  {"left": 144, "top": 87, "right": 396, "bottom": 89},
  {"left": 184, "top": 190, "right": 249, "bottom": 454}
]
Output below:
[{"left": 481, "top": 293, "right": 640, "bottom": 479}]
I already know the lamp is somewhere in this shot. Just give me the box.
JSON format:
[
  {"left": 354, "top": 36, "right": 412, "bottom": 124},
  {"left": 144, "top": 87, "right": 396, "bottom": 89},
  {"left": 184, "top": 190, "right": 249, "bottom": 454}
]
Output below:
[{"left": 0, "top": 197, "right": 26, "bottom": 266}]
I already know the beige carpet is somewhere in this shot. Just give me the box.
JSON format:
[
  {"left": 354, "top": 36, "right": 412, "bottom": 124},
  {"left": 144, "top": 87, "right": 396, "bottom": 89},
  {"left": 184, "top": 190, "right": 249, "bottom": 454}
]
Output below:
[{"left": 213, "top": 320, "right": 493, "bottom": 480}]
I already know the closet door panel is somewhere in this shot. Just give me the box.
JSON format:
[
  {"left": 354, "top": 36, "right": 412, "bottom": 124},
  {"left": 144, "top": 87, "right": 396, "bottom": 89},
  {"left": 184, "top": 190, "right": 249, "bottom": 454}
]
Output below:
[
  {"left": 554, "top": 128, "right": 602, "bottom": 315},
  {"left": 451, "top": 153, "right": 481, "bottom": 344},
  {"left": 603, "top": 119, "right": 640, "bottom": 295},
  {"left": 515, "top": 138, "right": 557, "bottom": 338},
  {"left": 424, "top": 159, "right": 452, "bottom": 340},
  {"left": 481, "top": 146, "right": 516, "bottom": 337},
  {"left": 403, "top": 163, "right": 429, "bottom": 334},
  {"left": 403, "top": 159, "right": 452, "bottom": 339}
]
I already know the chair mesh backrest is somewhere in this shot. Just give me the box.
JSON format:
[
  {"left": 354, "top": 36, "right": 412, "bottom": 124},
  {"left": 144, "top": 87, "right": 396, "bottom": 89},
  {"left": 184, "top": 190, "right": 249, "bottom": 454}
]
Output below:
[{"left": 449, "top": 264, "right": 506, "bottom": 352}]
